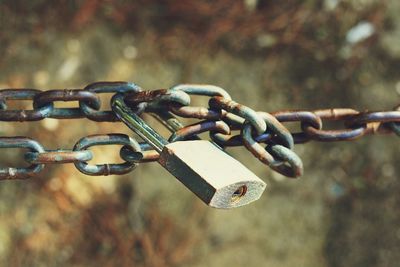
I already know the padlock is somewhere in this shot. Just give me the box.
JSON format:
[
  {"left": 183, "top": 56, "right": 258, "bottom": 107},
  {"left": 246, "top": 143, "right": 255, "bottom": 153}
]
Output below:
[{"left": 111, "top": 94, "right": 266, "bottom": 209}]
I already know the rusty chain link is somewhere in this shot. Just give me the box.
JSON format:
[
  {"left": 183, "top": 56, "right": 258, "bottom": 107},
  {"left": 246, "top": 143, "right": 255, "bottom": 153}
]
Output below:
[{"left": 0, "top": 81, "right": 399, "bottom": 180}]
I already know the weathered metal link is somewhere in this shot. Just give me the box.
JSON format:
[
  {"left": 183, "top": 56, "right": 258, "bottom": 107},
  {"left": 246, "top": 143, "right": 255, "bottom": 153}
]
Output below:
[
  {"left": 303, "top": 125, "right": 367, "bottom": 142},
  {"left": 164, "top": 86, "right": 300, "bottom": 177},
  {"left": 210, "top": 111, "right": 293, "bottom": 147},
  {"left": 389, "top": 106, "right": 400, "bottom": 136},
  {"left": 168, "top": 84, "right": 231, "bottom": 120},
  {"left": 267, "top": 145, "right": 304, "bottom": 178},
  {"left": 34, "top": 89, "right": 101, "bottom": 119},
  {"left": 169, "top": 120, "right": 230, "bottom": 142},
  {"left": 389, "top": 123, "right": 400, "bottom": 136},
  {"left": 170, "top": 84, "right": 232, "bottom": 99},
  {"left": 25, "top": 150, "right": 93, "bottom": 164},
  {"left": 210, "top": 131, "right": 272, "bottom": 147},
  {"left": 242, "top": 124, "right": 303, "bottom": 178},
  {"left": 169, "top": 105, "right": 227, "bottom": 120},
  {"left": 209, "top": 96, "right": 267, "bottom": 134},
  {"left": 255, "top": 112, "right": 294, "bottom": 149},
  {"left": 272, "top": 110, "right": 322, "bottom": 144},
  {"left": 241, "top": 112, "right": 301, "bottom": 177},
  {"left": 345, "top": 111, "right": 400, "bottom": 135},
  {"left": 80, "top": 81, "right": 143, "bottom": 121},
  {"left": 210, "top": 112, "right": 292, "bottom": 148},
  {"left": 73, "top": 134, "right": 141, "bottom": 176},
  {"left": 119, "top": 140, "right": 159, "bottom": 163},
  {"left": 0, "top": 137, "right": 45, "bottom": 179},
  {"left": 301, "top": 109, "right": 368, "bottom": 142},
  {"left": 124, "top": 89, "right": 190, "bottom": 112},
  {"left": 1, "top": 82, "right": 400, "bottom": 180},
  {"left": 120, "top": 146, "right": 160, "bottom": 163},
  {"left": 0, "top": 89, "right": 53, "bottom": 121},
  {"left": 117, "top": 90, "right": 198, "bottom": 161}
]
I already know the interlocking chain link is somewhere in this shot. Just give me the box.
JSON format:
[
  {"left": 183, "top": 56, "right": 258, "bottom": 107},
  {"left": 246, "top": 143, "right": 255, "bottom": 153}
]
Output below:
[{"left": 0, "top": 81, "right": 399, "bottom": 180}]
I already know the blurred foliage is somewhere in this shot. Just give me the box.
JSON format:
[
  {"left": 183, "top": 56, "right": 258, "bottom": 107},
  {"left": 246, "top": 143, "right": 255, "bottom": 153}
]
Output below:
[{"left": 0, "top": 0, "right": 400, "bottom": 266}]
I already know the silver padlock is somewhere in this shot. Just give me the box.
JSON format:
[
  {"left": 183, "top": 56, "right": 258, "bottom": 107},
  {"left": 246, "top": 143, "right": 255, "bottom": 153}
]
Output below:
[{"left": 111, "top": 95, "right": 266, "bottom": 209}]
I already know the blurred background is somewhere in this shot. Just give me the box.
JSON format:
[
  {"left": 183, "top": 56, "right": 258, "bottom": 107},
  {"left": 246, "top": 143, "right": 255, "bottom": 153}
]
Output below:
[{"left": 0, "top": 0, "right": 400, "bottom": 266}]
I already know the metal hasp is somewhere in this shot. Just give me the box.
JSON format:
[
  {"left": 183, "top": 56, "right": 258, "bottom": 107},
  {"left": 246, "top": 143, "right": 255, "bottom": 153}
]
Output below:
[{"left": 111, "top": 94, "right": 266, "bottom": 209}]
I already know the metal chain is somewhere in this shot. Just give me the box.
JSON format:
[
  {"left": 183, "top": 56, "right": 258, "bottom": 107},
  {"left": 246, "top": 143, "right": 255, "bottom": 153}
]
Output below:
[
  {"left": 0, "top": 81, "right": 399, "bottom": 180},
  {"left": 0, "top": 134, "right": 144, "bottom": 179}
]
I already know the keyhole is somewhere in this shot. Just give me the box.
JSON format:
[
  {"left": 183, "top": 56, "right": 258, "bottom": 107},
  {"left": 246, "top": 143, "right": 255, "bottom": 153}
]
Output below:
[{"left": 231, "top": 185, "right": 247, "bottom": 202}]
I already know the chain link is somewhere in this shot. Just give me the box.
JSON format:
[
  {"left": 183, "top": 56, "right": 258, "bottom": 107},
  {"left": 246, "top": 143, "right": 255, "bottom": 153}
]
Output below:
[
  {"left": 0, "top": 137, "right": 45, "bottom": 179},
  {"left": 73, "top": 134, "right": 142, "bottom": 176},
  {"left": 0, "top": 81, "right": 399, "bottom": 180}
]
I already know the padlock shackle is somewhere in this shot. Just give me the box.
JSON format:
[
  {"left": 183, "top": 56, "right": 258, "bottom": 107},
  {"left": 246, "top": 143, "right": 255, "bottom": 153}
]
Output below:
[{"left": 111, "top": 94, "right": 168, "bottom": 152}]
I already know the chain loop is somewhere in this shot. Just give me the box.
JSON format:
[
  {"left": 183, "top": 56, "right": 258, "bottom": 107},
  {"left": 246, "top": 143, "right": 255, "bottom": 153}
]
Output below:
[
  {"left": 73, "top": 134, "right": 141, "bottom": 176},
  {"left": 300, "top": 109, "right": 368, "bottom": 142},
  {"left": 170, "top": 84, "right": 232, "bottom": 99},
  {"left": 345, "top": 111, "right": 400, "bottom": 135},
  {"left": 0, "top": 137, "right": 45, "bottom": 179},
  {"left": 0, "top": 89, "right": 53, "bottom": 121},
  {"left": 1, "top": 82, "right": 400, "bottom": 179},
  {"left": 209, "top": 96, "right": 267, "bottom": 135},
  {"left": 124, "top": 89, "right": 190, "bottom": 113},
  {"left": 169, "top": 120, "right": 230, "bottom": 142},
  {"left": 25, "top": 150, "right": 93, "bottom": 164},
  {"left": 168, "top": 84, "right": 231, "bottom": 120},
  {"left": 272, "top": 110, "right": 322, "bottom": 144},
  {"left": 80, "top": 81, "right": 143, "bottom": 121},
  {"left": 210, "top": 131, "right": 273, "bottom": 147},
  {"left": 33, "top": 89, "right": 101, "bottom": 119},
  {"left": 267, "top": 145, "right": 303, "bottom": 178},
  {"left": 241, "top": 112, "right": 301, "bottom": 177},
  {"left": 120, "top": 146, "right": 160, "bottom": 163}
]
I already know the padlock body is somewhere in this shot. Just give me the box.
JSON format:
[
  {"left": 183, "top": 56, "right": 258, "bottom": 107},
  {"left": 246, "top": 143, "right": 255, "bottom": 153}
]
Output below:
[{"left": 158, "top": 140, "right": 266, "bottom": 208}]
